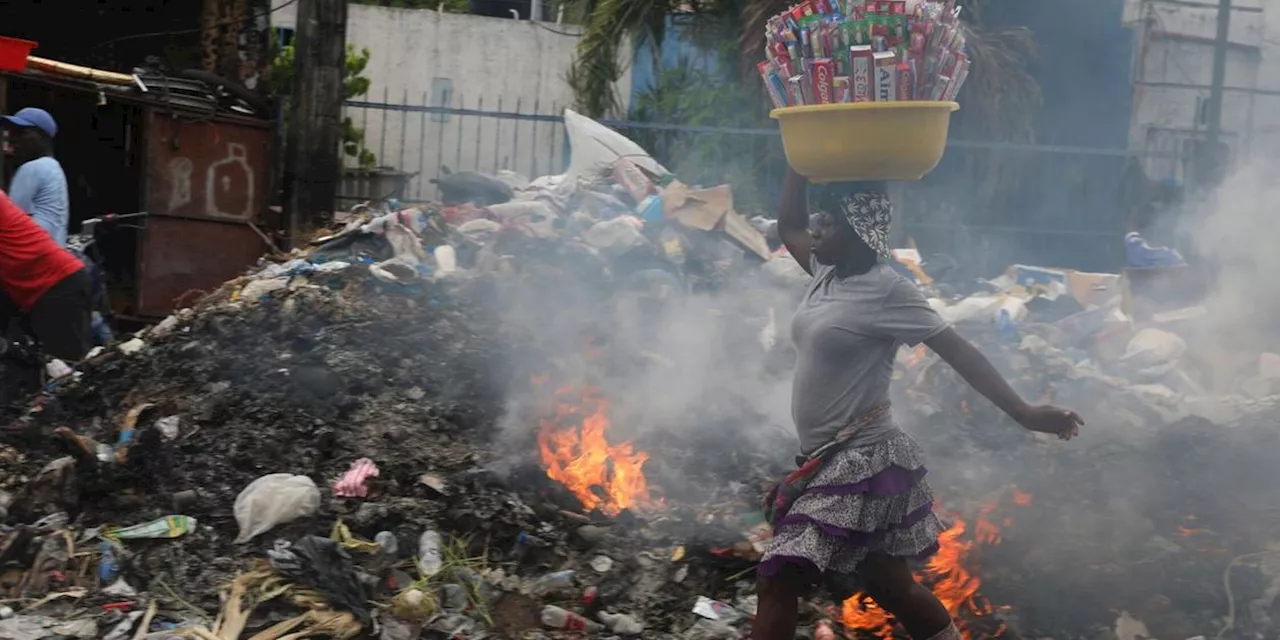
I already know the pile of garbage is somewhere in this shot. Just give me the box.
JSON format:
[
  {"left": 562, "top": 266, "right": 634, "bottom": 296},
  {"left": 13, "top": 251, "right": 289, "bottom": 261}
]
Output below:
[
  {"left": 0, "top": 109, "right": 1277, "bottom": 640},
  {"left": 0, "top": 109, "right": 798, "bottom": 639}
]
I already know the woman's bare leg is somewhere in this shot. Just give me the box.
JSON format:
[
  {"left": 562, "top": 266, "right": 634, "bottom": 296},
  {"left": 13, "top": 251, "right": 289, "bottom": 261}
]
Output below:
[
  {"left": 860, "top": 552, "right": 954, "bottom": 639},
  {"left": 752, "top": 566, "right": 807, "bottom": 640}
]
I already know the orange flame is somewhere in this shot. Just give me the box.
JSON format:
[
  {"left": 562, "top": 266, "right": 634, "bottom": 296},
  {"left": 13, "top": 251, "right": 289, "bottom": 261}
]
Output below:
[
  {"left": 840, "top": 491, "right": 1031, "bottom": 639},
  {"left": 840, "top": 518, "right": 985, "bottom": 639},
  {"left": 905, "top": 346, "right": 928, "bottom": 367},
  {"left": 535, "top": 384, "right": 654, "bottom": 516}
]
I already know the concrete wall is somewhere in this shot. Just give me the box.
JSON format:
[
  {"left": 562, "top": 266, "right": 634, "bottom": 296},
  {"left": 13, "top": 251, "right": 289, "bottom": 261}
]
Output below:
[
  {"left": 273, "top": 3, "right": 632, "bottom": 202},
  {"left": 1123, "top": 0, "right": 1280, "bottom": 178}
]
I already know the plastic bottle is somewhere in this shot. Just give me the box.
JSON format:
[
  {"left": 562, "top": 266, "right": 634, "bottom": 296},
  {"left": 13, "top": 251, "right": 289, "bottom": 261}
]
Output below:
[
  {"left": 375, "top": 531, "right": 399, "bottom": 556},
  {"left": 531, "top": 569, "right": 575, "bottom": 595},
  {"left": 540, "top": 605, "right": 603, "bottom": 632},
  {"left": 98, "top": 540, "right": 119, "bottom": 584},
  {"left": 598, "top": 611, "right": 644, "bottom": 636},
  {"left": 417, "top": 530, "right": 443, "bottom": 577},
  {"left": 517, "top": 531, "right": 550, "bottom": 548},
  {"left": 434, "top": 245, "right": 458, "bottom": 274}
]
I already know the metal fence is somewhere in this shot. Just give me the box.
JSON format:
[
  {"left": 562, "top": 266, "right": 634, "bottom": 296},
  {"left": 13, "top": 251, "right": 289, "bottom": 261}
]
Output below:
[
  {"left": 341, "top": 93, "right": 1189, "bottom": 275},
  {"left": 341, "top": 89, "right": 571, "bottom": 205}
]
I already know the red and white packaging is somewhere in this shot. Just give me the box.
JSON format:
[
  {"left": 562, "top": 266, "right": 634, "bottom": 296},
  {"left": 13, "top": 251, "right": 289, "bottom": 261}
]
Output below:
[
  {"left": 944, "top": 57, "right": 970, "bottom": 100},
  {"left": 788, "top": 75, "right": 807, "bottom": 106},
  {"left": 930, "top": 74, "right": 951, "bottom": 100},
  {"left": 873, "top": 51, "right": 897, "bottom": 101},
  {"left": 810, "top": 58, "right": 836, "bottom": 104},
  {"left": 849, "top": 45, "right": 874, "bottom": 102},
  {"left": 895, "top": 63, "right": 913, "bottom": 100}
]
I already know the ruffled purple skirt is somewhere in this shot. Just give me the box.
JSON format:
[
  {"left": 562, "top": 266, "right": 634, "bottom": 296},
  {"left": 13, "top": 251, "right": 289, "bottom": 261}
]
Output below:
[{"left": 759, "top": 429, "right": 944, "bottom": 586}]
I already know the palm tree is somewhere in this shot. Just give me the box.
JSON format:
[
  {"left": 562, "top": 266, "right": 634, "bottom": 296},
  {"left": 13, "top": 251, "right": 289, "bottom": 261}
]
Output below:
[{"left": 564, "top": 0, "right": 684, "bottom": 118}]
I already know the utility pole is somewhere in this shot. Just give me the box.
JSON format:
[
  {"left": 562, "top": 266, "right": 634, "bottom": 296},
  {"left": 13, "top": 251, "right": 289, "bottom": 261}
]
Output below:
[
  {"left": 284, "top": 0, "right": 347, "bottom": 246},
  {"left": 1205, "top": 0, "right": 1232, "bottom": 140},
  {"left": 1190, "top": 0, "right": 1233, "bottom": 188}
]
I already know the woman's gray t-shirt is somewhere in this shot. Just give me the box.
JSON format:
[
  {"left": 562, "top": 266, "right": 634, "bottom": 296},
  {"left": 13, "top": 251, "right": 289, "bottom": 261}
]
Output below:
[{"left": 790, "top": 259, "right": 949, "bottom": 455}]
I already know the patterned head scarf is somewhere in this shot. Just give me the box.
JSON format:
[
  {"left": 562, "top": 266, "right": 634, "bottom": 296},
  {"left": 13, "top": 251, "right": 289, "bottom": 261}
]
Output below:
[{"left": 811, "top": 184, "right": 894, "bottom": 258}]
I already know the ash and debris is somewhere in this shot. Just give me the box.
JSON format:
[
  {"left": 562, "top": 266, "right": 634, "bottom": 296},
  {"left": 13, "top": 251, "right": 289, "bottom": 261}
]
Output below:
[{"left": 0, "top": 114, "right": 1276, "bottom": 640}]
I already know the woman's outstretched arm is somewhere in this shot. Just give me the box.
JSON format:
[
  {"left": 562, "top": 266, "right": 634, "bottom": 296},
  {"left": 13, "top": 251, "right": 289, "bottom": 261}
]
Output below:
[{"left": 924, "top": 327, "right": 1083, "bottom": 439}]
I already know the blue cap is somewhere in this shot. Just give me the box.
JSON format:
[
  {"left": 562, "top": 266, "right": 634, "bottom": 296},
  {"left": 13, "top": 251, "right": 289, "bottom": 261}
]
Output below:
[{"left": 1, "top": 108, "right": 57, "bottom": 138}]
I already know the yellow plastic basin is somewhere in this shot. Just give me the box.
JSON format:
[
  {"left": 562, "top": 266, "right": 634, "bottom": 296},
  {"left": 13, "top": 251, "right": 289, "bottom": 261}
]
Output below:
[{"left": 771, "top": 101, "right": 959, "bottom": 183}]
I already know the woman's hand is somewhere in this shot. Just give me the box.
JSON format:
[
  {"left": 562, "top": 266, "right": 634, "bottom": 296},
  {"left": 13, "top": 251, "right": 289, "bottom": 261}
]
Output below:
[{"left": 1014, "top": 405, "right": 1083, "bottom": 440}]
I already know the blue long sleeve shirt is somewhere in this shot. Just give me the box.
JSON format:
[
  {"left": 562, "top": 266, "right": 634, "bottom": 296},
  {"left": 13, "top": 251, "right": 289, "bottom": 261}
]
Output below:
[{"left": 7, "top": 157, "right": 69, "bottom": 246}]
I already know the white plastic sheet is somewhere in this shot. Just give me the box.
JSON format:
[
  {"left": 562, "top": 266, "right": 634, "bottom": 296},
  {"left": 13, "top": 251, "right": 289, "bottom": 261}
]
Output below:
[{"left": 560, "top": 109, "right": 667, "bottom": 192}]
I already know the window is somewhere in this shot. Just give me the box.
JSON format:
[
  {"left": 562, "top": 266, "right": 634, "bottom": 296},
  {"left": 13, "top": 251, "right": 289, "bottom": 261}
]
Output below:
[
  {"left": 430, "top": 77, "right": 454, "bottom": 123},
  {"left": 274, "top": 27, "right": 296, "bottom": 48}
]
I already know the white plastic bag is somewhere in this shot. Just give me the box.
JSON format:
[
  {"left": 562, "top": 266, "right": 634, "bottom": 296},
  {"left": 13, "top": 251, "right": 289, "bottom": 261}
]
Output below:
[
  {"left": 561, "top": 109, "right": 667, "bottom": 191},
  {"left": 233, "top": 473, "right": 321, "bottom": 543},
  {"left": 1120, "top": 328, "right": 1187, "bottom": 368},
  {"left": 584, "top": 217, "right": 647, "bottom": 257}
]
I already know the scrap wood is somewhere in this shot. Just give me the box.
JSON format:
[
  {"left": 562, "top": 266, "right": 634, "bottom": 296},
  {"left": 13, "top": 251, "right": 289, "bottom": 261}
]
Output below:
[
  {"left": 210, "top": 570, "right": 265, "bottom": 640},
  {"left": 247, "top": 610, "right": 360, "bottom": 640},
  {"left": 18, "top": 587, "right": 86, "bottom": 612},
  {"left": 131, "top": 600, "right": 159, "bottom": 640},
  {"left": 26, "top": 56, "right": 136, "bottom": 85}
]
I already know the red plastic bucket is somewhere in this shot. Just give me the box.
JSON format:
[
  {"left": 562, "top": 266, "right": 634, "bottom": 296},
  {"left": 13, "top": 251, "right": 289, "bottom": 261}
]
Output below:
[{"left": 0, "top": 37, "right": 37, "bottom": 72}]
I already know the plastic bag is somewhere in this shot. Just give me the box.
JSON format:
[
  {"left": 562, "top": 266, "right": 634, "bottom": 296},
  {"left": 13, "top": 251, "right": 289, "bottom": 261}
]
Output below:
[
  {"left": 584, "top": 217, "right": 647, "bottom": 257},
  {"left": 561, "top": 110, "right": 667, "bottom": 192},
  {"left": 1120, "top": 328, "right": 1187, "bottom": 368},
  {"left": 233, "top": 473, "right": 321, "bottom": 543},
  {"left": 268, "top": 536, "right": 371, "bottom": 627}
]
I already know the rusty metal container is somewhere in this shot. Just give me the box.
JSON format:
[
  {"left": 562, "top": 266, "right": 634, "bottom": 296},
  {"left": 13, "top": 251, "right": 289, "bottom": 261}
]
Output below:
[{"left": 138, "top": 109, "right": 273, "bottom": 316}]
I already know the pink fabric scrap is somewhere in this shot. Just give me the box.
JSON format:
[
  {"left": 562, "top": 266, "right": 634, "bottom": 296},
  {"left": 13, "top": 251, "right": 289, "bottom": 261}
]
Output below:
[{"left": 332, "top": 458, "right": 380, "bottom": 498}]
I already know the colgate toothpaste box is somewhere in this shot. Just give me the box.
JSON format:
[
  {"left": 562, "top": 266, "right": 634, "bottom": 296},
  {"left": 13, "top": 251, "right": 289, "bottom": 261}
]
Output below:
[{"left": 810, "top": 58, "right": 836, "bottom": 104}]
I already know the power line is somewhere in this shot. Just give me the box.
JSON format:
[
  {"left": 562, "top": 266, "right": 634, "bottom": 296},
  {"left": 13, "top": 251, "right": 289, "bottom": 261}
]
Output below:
[{"left": 93, "top": 0, "right": 301, "bottom": 46}]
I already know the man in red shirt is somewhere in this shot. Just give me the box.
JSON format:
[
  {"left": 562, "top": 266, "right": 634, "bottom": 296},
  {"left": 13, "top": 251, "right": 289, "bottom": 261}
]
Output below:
[{"left": 0, "top": 189, "right": 90, "bottom": 361}]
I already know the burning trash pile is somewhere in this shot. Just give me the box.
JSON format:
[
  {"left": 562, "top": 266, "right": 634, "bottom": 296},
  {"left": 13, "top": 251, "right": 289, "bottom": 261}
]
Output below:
[{"left": 0, "top": 107, "right": 1276, "bottom": 640}]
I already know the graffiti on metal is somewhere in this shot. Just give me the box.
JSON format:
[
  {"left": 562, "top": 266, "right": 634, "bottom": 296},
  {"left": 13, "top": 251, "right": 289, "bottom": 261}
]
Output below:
[{"left": 145, "top": 111, "right": 270, "bottom": 222}]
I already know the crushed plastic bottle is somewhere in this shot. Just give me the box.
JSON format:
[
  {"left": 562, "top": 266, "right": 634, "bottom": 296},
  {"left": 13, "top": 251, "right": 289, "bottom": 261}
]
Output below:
[
  {"left": 98, "top": 540, "right": 119, "bottom": 584},
  {"left": 540, "top": 605, "right": 603, "bottom": 632},
  {"left": 530, "top": 569, "right": 575, "bottom": 595},
  {"left": 417, "top": 530, "right": 443, "bottom": 578},
  {"left": 598, "top": 611, "right": 644, "bottom": 636}
]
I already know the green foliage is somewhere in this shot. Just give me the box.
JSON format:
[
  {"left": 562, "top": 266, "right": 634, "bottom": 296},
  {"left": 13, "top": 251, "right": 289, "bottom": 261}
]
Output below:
[
  {"left": 565, "top": 0, "right": 681, "bottom": 117},
  {"left": 629, "top": 66, "right": 784, "bottom": 210},
  {"left": 270, "top": 42, "right": 377, "bottom": 169},
  {"left": 564, "top": 0, "right": 755, "bottom": 117}
]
